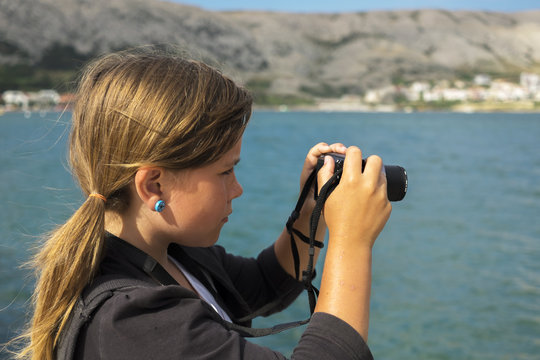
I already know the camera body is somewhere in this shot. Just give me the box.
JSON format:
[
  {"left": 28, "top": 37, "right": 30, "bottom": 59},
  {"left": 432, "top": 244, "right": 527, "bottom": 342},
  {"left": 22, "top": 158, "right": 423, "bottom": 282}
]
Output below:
[{"left": 316, "top": 153, "right": 407, "bottom": 202}]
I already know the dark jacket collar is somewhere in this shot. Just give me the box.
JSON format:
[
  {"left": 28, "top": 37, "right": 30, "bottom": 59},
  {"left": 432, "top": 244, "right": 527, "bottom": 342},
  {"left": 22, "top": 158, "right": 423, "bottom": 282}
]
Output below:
[
  {"left": 100, "top": 233, "right": 252, "bottom": 325},
  {"left": 100, "top": 233, "right": 175, "bottom": 285}
]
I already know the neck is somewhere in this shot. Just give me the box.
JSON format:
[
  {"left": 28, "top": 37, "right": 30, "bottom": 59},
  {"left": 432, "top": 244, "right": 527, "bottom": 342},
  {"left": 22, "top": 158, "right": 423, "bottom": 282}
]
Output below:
[{"left": 105, "top": 210, "right": 170, "bottom": 267}]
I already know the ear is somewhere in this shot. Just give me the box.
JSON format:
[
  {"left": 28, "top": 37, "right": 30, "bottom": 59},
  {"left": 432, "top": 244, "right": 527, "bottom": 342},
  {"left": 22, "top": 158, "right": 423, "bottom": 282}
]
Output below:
[{"left": 134, "top": 167, "right": 165, "bottom": 212}]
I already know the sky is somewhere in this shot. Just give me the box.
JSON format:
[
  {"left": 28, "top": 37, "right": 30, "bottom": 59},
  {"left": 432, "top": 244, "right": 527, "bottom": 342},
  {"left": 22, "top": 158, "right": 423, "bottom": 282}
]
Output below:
[{"left": 172, "top": 0, "right": 539, "bottom": 13}]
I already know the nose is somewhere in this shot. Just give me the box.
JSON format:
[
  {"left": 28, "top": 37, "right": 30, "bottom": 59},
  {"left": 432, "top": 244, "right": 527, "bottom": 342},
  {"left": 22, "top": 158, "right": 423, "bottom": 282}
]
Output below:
[{"left": 230, "top": 175, "right": 243, "bottom": 200}]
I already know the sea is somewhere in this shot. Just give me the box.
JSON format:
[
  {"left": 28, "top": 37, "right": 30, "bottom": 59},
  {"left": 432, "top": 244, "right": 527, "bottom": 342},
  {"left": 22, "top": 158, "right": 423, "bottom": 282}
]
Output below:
[{"left": 1, "top": 110, "right": 539, "bottom": 359}]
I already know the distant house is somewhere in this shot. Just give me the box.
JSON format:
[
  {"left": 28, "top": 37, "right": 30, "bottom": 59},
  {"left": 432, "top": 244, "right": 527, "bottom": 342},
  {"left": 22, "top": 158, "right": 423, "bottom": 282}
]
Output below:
[
  {"left": 488, "top": 80, "right": 526, "bottom": 101},
  {"left": 31, "top": 89, "right": 61, "bottom": 106},
  {"left": 442, "top": 88, "right": 468, "bottom": 102},
  {"left": 2, "top": 90, "right": 29, "bottom": 108},
  {"left": 407, "top": 82, "right": 430, "bottom": 101},
  {"left": 474, "top": 74, "right": 491, "bottom": 87}
]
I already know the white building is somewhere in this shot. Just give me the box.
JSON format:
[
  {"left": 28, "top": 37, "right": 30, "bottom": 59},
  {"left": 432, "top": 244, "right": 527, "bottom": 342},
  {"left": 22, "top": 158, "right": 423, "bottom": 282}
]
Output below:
[
  {"left": 474, "top": 74, "right": 492, "bottom": 87},
  {"left": 29, "top": 89, "right": 61, "bottom": 105},
  {"left": 2, "top": 90, "right": 29, "bottom": 107},
  {"left": 364, "top": 86, "right": 396, "bottom": 104},
  {"left": 467, "top": 87, "right": 488, "bottom": 102},
  {"left": 488, "top": 81, "right": 527, "bottom": 101},
  {"left": 422, "top": 89, "right": 442, "bottom": 102},
  {"left": 406, "top": 82, "right": 431, "bottom": 101},
  {"left": 442, "top": 88, "right": 468, "bottom": 102}
]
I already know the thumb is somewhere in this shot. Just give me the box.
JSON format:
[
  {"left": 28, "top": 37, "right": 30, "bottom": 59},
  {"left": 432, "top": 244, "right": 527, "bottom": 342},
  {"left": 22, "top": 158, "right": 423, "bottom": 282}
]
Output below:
[{"left": 317, "top": 155, "right": 335, "bottom": 195}]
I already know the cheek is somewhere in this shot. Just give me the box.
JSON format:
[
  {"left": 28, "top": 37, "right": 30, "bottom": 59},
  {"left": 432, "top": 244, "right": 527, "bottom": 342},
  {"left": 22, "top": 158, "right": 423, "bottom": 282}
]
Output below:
[
  {"left": 171, "top": 181, "right": 229, "bottom": 222},
  {"left": 196, "top": 184, "right": 228, "bottom": 215},
  {"left": 213, "top": 179, "right": 229, "bottom": 202}
]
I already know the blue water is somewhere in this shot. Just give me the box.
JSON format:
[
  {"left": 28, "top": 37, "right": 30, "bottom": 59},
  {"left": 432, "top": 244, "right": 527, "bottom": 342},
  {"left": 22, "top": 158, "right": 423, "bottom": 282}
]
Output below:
[{"left": 1, "top": 111, "right": 539, "bottom": 359}]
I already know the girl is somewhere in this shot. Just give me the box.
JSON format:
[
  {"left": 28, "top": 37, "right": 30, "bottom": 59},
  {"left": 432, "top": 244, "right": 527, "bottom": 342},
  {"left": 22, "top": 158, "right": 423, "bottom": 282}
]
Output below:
[{"left": 16, "top": 47, "right": 391, "bottom": 359}]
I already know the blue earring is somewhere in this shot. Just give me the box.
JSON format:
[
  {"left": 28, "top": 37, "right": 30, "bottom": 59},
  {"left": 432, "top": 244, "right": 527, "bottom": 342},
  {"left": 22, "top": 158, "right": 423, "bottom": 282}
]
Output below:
[{"left": 154, "top": 200, "right": 165, "bottom": 212}]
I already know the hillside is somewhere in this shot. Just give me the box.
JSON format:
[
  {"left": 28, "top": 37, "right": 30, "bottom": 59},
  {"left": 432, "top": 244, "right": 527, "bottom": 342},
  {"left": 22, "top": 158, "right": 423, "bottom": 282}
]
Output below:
[{"left": 1, "top": 0, "right": 539, "bottom": 103}]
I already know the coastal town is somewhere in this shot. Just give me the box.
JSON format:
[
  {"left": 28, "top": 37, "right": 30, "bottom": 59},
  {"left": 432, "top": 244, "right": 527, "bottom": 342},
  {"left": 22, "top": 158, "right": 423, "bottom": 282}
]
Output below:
[
  {"left": 2, "top": 72, "right": 539, "bottom": 114},
  {"left": 316, "top": 72, "right": 540, "bottom": 112},
  {"left": 0, "top": 90, "right": 74, "bottom": 115}
]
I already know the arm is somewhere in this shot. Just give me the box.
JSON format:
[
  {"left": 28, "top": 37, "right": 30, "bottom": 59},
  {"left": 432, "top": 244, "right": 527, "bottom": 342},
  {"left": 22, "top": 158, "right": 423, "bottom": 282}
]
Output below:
[{"left": 314, "top": 147, "right": 392, "bottom": 341}]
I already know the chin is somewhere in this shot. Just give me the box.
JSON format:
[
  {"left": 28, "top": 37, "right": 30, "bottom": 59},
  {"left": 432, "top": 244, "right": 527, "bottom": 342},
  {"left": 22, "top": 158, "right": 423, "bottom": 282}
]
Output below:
[
  {"left": 202, "top": 233, "right": 221, "bottom": 247},
  {"left": 188, "top": 231, "right": 221, "bottom": 248}
]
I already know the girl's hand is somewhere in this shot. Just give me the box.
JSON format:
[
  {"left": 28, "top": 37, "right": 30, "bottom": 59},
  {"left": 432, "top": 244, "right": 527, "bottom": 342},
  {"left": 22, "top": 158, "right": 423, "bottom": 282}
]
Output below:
[
  {"left": 298, "top": 142, "right": 347, "bottom": 213},
  {"left": 317, "top": 146, "right": 392, "bottom": 249}
]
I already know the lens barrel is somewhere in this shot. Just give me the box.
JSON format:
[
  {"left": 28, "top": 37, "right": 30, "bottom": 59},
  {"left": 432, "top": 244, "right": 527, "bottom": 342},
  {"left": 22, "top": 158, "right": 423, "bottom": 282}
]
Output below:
[{"left": 384, "top": 165, "right": 408, "bottom": 201}]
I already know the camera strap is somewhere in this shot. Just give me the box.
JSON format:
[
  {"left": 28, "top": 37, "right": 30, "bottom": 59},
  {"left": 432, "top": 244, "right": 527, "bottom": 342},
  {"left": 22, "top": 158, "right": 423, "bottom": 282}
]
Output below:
[{"left": 285, "top": 166, "right": 343, "bottom": 314}]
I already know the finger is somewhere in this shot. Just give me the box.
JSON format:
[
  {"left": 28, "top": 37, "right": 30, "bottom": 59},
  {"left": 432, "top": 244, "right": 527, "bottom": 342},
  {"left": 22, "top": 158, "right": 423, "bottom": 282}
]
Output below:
[
  {"left": 328, "top": 143, "right": 347, "bottom": 155},
  {"left": 317, "top": 155, "right": 335, "bottom": 193},
  {"left": 304, "top": 142, "right": 331, "bottom": 168},
  {"left": 304, "top": 143, "right": 347, "bottom": 171},
  {"left": 300, "top": 143, "right": 332, "bottom": 189},
  {"left": 341, "top": 146, "right": 363, "bottom": 180},
  {"left": 363, "top": 155, "right": 384, "bottom": 180}
]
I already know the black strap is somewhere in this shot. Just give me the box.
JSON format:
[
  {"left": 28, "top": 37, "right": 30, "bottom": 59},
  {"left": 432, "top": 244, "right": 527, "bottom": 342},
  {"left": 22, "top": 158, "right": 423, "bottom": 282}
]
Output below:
[
  {"left": 226, "top": 317, "right": 310, "bottom": 337},
  {"left": 285, "top": 166, "right": 343, "bottom": 315},
  {"left": 305, "top": 169, "right": 342, "bottom": 314},
  {"left": 285, "top": 169, "right": 323, "bottom": 281}
]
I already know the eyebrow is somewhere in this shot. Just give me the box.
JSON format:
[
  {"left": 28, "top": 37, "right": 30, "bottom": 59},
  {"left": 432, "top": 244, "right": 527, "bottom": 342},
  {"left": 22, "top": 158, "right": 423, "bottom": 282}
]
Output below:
[{"left": 226, "top": 158, "right": 241, "bottom": 167}]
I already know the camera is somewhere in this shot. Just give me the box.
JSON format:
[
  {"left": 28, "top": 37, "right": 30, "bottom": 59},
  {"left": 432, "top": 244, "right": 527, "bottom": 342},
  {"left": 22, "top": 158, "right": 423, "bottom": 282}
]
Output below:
[{"left": 316, "top": 153, "right": 407, "bottom": 202}]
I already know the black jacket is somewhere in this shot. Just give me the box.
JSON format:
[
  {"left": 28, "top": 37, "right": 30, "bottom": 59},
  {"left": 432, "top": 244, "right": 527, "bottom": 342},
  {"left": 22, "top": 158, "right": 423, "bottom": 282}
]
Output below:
[{"left": 74, "top": 234, "right": 373, "bottom": 359}]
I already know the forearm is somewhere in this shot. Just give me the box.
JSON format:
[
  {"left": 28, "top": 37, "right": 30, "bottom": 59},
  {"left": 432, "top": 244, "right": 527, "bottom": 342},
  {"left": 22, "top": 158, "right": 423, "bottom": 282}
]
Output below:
[{"left": 314, "top": 240, "right": 373, "bottom": 341}]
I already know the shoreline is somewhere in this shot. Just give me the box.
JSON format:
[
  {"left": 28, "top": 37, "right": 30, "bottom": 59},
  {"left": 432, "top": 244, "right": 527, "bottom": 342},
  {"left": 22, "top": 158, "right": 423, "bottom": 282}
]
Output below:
[
  {"left": 254, "top": 101, "right": 540, "bottom": 113},
  {"left": 2, "top": 102, "right": 539, "bottom": 116}
]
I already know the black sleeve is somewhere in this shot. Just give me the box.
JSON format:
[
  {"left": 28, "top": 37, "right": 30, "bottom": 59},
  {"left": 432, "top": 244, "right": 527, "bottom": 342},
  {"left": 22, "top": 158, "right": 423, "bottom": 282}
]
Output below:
[
  {"left": 292, "top": 312, "right": 374, "bottom": 360},
  {"left": 209, "top": 244, "right": 304, "bottom": 316},
  {"left": 77, "top": 285, "right": 373, "bottom": 360}
]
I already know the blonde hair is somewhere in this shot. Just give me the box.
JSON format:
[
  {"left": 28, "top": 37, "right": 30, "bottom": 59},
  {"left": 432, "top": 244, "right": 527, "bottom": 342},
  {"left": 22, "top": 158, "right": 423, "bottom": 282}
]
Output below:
[{"left": 14, "top": 47, "right": 252, "bottom": 359}]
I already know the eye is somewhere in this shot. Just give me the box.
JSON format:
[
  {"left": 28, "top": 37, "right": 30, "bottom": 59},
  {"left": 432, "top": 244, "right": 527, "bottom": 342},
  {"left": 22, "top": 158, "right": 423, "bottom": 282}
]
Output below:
[{"left": 222, "top": 168, "right": 234, "bottom": 175}]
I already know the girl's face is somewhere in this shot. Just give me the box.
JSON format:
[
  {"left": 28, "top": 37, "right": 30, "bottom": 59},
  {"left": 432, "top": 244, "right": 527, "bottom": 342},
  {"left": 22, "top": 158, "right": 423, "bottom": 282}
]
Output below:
[{"left": 164, "top": 138, "right": 244, "bottom": 247}]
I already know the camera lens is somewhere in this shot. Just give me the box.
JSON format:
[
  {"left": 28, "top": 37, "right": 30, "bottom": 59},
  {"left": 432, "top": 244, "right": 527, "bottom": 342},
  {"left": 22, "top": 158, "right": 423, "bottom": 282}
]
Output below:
[{"left": 384, "top": 165, "right": 408, "bottom": 201}]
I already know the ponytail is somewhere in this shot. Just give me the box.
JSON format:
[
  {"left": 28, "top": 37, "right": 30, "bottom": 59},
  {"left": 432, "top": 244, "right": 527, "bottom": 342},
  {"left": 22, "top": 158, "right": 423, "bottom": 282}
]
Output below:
[{"left": 16, "top": 195, "right": 106, "bottom": 360}]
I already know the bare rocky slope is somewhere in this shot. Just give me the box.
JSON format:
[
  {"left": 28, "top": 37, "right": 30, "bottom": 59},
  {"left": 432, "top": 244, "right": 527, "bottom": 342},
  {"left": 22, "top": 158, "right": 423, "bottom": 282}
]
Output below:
[{"left": 1, "top": 0, "right": 539, "bottom": 100}]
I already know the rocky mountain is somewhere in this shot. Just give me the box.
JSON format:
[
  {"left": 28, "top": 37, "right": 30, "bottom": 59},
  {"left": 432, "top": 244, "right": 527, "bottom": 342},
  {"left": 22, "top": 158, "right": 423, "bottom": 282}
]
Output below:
[{"left": 1, "top": 0, "right": 539, "bottom": 101}]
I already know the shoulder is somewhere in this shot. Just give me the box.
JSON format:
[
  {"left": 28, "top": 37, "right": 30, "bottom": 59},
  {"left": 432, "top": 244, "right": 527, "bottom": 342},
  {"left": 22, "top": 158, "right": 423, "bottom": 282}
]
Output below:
[
  {"left": 95, "top": 284, "right": 217, "bottom": 321},
  {"left": 78, "top": 284, "right": 225, "bottom": 358},
  {"left": 77, "top": 284, "right": 284, "bottom": 360}
]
